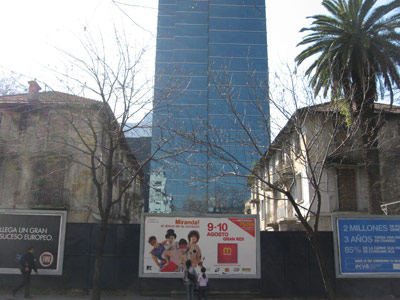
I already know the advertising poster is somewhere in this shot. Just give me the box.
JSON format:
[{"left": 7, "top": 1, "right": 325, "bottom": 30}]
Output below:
[
  {"left": 0, "top": 210, "right": 67, "bottom": 275},
  {"left": 333, "top": 215, "right": 400, "bottom": 278},
  {"left": 139, "top": 214, "right": 260, "bottom": 278}
]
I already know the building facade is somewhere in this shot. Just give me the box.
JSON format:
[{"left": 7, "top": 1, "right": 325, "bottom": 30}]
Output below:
[
  {"left": 246, "top": 103, "right": 400, "bottom": 231},
  {"left": 0, "top": 82, "right": 144, "bottom": 223},
  {"left": 150, "top": 0, "right": 269, "bottom": 212}
]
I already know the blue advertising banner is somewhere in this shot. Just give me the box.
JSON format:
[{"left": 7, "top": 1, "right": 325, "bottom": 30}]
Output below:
[{"left": 333, "top": 215, "right": 400, "bottom": 278}]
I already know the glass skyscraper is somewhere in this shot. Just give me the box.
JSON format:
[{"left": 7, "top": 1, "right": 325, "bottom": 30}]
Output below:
[{"left": 150, "top": 0, "right": 269, "bottom": 213}]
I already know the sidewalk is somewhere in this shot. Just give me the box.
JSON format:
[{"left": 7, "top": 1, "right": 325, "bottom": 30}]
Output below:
[
  {"left": 1, "top": 290, "right": 398, "bottom": 300},
  {"left": 5, "top": 292, "right": 398, "bottom": 300},
  {"left": 3, "top": 296, "right": 172, "bottom": 300},
  {"left": 0, "top": 290, "right": 275, "bottom": 300},
  {"left": 1, "top": 294, "right": 271, "bottom": 300},
  {"left": 2, "top": 295, "right": 399, "bottom": 300}
]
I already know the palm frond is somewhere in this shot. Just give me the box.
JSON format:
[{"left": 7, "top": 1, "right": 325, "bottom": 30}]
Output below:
[{"left": 296, "top": 0, "right": 400, "bottom": 106}]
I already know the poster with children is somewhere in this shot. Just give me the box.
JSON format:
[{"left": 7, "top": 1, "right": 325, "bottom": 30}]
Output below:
[{"left": 139, "top": 214, "right": 260, "bottom": 278}]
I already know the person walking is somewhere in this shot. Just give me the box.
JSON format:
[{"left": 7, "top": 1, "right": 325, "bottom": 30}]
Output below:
[
  {"left": 183, "top": 259, "right": 196, "bottom": 300},
  {"left": 197, "top": 267, "right": 208, "bottom": 300},
  {"left": 12, "top": 247, "right": 38, "bottom": 298}
]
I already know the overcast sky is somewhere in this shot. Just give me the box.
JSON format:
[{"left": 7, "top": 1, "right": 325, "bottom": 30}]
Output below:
[{"left": 0, "top": 0, "right": 329, "bottom": 89}]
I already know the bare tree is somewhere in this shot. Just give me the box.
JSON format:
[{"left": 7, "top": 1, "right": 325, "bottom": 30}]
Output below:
[
  {"left": 174, "top": 62, "right": 377, "bottom": 299},
  {"left": 182, "top": 185, "right": 244, "bottom": 214},
  {"left": 45, "top": 31, "right": 190, "bottom": 300},
  {"left": 0, "top": 71, "right": 26, "bottom": 96}
]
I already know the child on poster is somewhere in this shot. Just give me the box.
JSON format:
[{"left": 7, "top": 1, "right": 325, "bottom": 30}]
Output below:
[
  {"left": 148, "top": 236, "right": 167, "bottom": 270},
  {"left": 186, "top": 230, "right": 203, "bottom": 268}
]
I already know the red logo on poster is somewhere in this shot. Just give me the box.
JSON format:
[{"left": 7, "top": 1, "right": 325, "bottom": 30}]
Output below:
[
  {"left": 217, "top": 243, "right": 238, "bottom": 264},
  {"left": 39, "top": 252, "right": 54, "bottom": 267}
]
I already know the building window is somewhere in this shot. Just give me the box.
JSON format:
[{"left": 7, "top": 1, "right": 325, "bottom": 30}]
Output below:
[
  {"left": 19, "top": 112, "right": 28, "bottom": 132},
  {"left": 261, "top": 198, "right": 265, "bottom": 221},
  {"left": 295, "top": 173, "right": 303, "bottom": 203},
  {"left": 397, "top": 122, "right": 400, "bottom": 137},
  {"left": 337, "top": 168, "right": 358, "bottom": 211},
  {"left": 31, "top": 156, "right": 68, "bottom": 206}
]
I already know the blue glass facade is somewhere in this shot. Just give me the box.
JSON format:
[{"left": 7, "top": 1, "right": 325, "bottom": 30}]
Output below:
[{"left": 150, "top": 0, "right": 269, "bottom": 213}]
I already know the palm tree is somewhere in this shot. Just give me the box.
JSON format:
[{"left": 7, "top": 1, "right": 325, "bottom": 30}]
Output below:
[{"left": 296, "top": 0, "right": 400, "bottom": 214}]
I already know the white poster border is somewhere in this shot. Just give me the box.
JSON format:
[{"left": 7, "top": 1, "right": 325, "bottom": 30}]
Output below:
[
  {"left": 332, "top": 213, "right": 400, "bottom": 278},
  {"left": 0, "top": 209, "right": 67, "bottom": 276},
  {"left": 139, "top": 213, "right": 260, "bottom": 279}
]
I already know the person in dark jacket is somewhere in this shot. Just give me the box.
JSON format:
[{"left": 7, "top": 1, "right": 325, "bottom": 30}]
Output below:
[{"left": 12, "top": 247, "right": 38, "bottom": 298}]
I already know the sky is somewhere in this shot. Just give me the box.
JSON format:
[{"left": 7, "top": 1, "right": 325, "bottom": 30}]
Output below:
[
  {"left": 0, "top": 0, "right": 393, "bottom": 110},
  {"left": 0, "top": 0, "right": 327, "bottom": 90}
]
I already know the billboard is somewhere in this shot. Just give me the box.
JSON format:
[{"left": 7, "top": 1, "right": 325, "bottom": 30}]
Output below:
[
  {"left": 139, "top": 214, "right": 260, "bottom": 278},
  {"left": 332, "top": 214, "right": 400, "bottom": 278},
  {"left": 0, "top": 209, "right": 67, "bottom": 275}
]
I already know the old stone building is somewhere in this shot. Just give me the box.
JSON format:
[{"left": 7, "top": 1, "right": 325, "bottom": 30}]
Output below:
[
  {"left": 0, "top": 81, "right": 143, "bottom": 223},
  {"left": 246, "top": 103, "right": 400, "bottom": 231}
]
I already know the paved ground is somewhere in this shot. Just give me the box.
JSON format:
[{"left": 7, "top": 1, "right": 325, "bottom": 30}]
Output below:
[
  {"left": 0, "top": 297, "right": 313, "bottom": 300},
  {"left": 2, "top": 290, "right": 398, "bottom": 299},
  {"left": 2, "top": 293, "right": 399, "bottom": 300},
  {"left": 0, "top": 289, "right": 279, "bottom": 300},
  {"left": 0, "top": 287, "right": 311, "bottom": 300},
  {"left": 1, "top": 294, "right": 272, "bottom": 300},
  {"left": 4, "top": 296, "right": 171, "bottom": 300}
]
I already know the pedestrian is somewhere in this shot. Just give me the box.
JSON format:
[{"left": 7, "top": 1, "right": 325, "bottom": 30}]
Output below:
[
  {"left": 197, "top": 267, "right": 208, "bottom": 300},
  {"left": 183, "top": 259, "right": 196, "bottom": 300},
  {"left": 12, "top": 247, "right": 38, "bottom": 298}
]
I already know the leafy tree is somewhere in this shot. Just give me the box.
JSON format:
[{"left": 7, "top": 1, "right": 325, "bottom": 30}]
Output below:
[{"left": 296, "top": 0, "right": 400, "bottom": 214}]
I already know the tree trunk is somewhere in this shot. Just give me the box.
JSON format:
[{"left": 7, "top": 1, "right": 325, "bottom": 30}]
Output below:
[
  {"left": 351, "top": 73, "right": 383, "bottom": 214},
  {"left": 91, "top": 220, "right": 108, "bottom": 300},
  {"left": 309, "top": 233, "right": 336, "bottom": 300},
  {"left": 286, "top": 194, "right": 336, "bottom": 299},
  {"left": 360, "top": 102, "right": 382, "bottom": 214},
  {"left": 365, "top": 145, "right": 382, "bottom": 214}
]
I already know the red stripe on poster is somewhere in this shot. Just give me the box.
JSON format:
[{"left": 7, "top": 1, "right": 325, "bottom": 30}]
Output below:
[{"left": 228, "top": 218, "right": 255, "bottom": 237}]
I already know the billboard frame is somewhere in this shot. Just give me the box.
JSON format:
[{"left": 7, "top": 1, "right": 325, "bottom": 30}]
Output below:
[
  {"left": 332, "top": 214, "right": 400, "bottom": 278},
  {"left": 139, "top": 213, "right": 260, "bottom": 279},
  {"left": 0, "top": 209, "right": 67, "bottom": 275}
]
